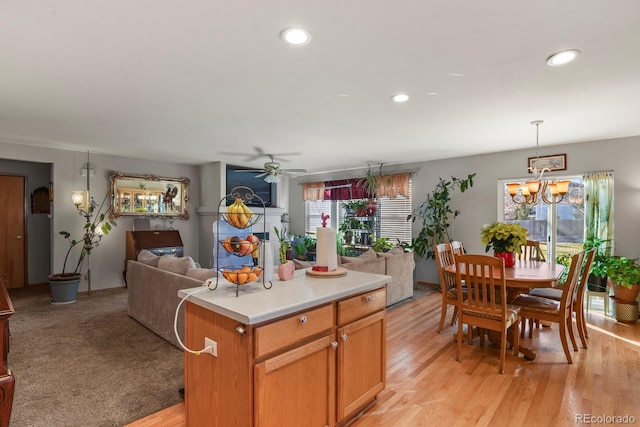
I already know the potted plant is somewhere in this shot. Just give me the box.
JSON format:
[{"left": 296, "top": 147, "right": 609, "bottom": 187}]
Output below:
[
  {"left": 341, "top": 201, "right": 357, "bottom": 215},
  {"left": 357, "top": 163, "right": 383, "bottom": 215},
  {"left": 273, "top": 226, "right": 294, "bottom": 281},
  {"left": 604, "top": 256, "right": 640, "bottom": 303},
  {"left": 49, "top": 194, "right": 116, "bottom": 303},
  {"left": 353, "top": 200, "right": 367, "bottom": 217},
  {"left": 480, "top": 222, "right": 529, "bottom": 267},
  {"left": 583, "top": 235, "right": 612, "bottom": 292},
  {"left": 371, "top": 237, "right": 394, "bottom": 253},
  {"left": 291, "top": 234, "right": 315, "bottom": 261},
  {"left": 407, "top": 173, "right": 476, "bottom": 259}
]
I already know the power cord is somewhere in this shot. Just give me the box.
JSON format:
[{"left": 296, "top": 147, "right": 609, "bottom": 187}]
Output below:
[{"left": 173, "top": 283, "right": 214, "bottom": 355}]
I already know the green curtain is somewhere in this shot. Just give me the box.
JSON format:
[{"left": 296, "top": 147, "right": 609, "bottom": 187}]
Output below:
[{"left": 583, "top": 171, "right": 614, "bottom": 255}]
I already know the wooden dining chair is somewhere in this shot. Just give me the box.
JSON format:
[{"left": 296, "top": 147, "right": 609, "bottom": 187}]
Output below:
[
  {"left": 434, "top": 243, "right": 466, "bottom": 333},
  {"left": 454, "top": 254, "right": 520, "bottom": 374},
  {"left": 451, "top": 241, "right": 464, "bottom": 257},
  {"left": 528, "top": 249, "right": 596, "bottom": 348},
  {"left": 519, "top": 240, "right": 545, "bottom": 261},
  {"left": 511, "top": 251, "right": 585, "bottom": 364},
  {"left": 518, "top": 239, "right": 546, "bottom": 334}
]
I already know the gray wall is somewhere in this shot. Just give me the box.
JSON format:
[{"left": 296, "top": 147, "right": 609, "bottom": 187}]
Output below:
[
  {"left": 0, "top": 158, "right": 52, "bottom": 284},
  {"left": 289, "top": 135, "right": 640, "bottom": 284},
  {"left": 0, "top": 141, "right": 200, "bottom": 292}
]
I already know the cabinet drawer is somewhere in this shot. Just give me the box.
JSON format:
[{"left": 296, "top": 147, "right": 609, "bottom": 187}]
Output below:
[
  {"left": 337, "top": 287, "right": 386, "bottom": 326},
  {"left": 254, "top": 304, "right": 334, "bottom": 359}
]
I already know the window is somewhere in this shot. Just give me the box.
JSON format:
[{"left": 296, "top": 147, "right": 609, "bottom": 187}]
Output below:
[{"left": 304, "top": 179, "right": 412, "bottom": 245}]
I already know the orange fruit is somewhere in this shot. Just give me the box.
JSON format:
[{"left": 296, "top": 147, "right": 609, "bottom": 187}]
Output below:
[
  {"left": 248, "top": 272, "right": 257, "bottom": 282},
  {"left": 241, "top": 266, "right": 252, "bottom": 273},
  {"left": 227, "top": 272, "right": 238, "bottom": 283},
  {"left": 222, "top": 237, "right": 233, "bottom": 253},
  {"left": 237, "top": 273, "right": 248, "bottom": 285}
]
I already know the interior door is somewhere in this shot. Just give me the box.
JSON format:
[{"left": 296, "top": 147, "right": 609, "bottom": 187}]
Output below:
[{"left": 0, "top": 175, "right": 26, "bottom": 288}]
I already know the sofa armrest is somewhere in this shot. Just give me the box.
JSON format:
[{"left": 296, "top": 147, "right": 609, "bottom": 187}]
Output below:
[{"left": 126, "top": 260, "right": 204, "bottom": 348}]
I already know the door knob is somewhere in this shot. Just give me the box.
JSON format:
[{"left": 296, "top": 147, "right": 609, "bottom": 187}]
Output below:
[{"left": 16, "top": 235, "right": 22, "bottom": 240}]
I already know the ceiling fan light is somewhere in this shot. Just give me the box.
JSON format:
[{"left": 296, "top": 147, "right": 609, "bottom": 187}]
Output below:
[{"left": 264, "top": 174, "right": 280, "bottom": 184}]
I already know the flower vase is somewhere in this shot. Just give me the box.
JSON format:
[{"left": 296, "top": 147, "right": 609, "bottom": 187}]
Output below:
[
  {"left": 494, "top": 251, "right": 516, "bottom": 267},
  {"left": 278, "top": 260, "right": 295, "bottom": 281}
]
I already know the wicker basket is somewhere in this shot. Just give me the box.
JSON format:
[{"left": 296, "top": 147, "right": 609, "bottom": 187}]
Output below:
[{"left": 610, "top": 296, "right": 639, "bottom": 323}]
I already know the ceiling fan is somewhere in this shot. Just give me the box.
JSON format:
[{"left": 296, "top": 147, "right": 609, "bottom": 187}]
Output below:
[{"left": 252, "top": 156, "right": 308, "bottom": 183}]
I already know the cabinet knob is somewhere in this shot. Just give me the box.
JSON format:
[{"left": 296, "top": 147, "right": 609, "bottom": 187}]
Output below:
[
  {"left": 331, "top": 342, "right": 338, "bottom": 350},
  {"left": 299, "top": 316, "right": 307, "bottom": 324},
  {"left": 342, "top": 333, "right": 348, "bottom": 342},
  {"left": 365, "top": 295, "right": 372, "bottom": 302}
]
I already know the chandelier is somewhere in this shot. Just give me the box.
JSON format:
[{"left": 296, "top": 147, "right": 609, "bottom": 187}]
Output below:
[{"left": 506, "top": 120, "right": 570, "bottom": 205}]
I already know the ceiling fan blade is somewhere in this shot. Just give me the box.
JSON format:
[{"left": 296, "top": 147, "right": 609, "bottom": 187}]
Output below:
[
  {"left": 254, "top": 171, "right": 268, "bottom": 178},
  {"left": 282, "top": 168, "right": 307, "bottom": 173}
]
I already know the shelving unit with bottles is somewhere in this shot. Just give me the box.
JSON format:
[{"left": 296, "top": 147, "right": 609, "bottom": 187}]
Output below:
[{"left": 212, "top": 186, "right": 272, "bottom": 296}]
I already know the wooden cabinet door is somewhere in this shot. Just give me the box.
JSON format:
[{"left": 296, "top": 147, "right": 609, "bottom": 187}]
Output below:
[
  {"left": 255, "top": 334, "right": 336, "bottom": 427},
  {"left": 336, "top": 310, "right": 386, "bottom": 422}
]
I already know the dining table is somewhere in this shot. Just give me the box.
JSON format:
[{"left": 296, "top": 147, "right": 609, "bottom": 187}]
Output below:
[{"left": 444, "top": 259, "right": 566, "bottom": 360}]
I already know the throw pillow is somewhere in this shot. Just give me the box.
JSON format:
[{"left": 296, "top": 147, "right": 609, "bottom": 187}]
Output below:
[
  {"left": 157, "top": 255, "right": 197, "bottom": 275},
  {"left": 359, "top": 248, "right": 378, "bottom": 260},
  {"left": 389, "top": 246, "right": 405, "bottom": 255},
  {"left": 293, "top": 259, "right": 312, "bottom": 270},
  {"left": 340, "top": 256, "right": 359, "bottom": 264},
  {"left": 137, "top": 249, "right": 160, "bottom": 267},
  {"left": 186, "top": 268, "right": 217, "bottom": 281}
]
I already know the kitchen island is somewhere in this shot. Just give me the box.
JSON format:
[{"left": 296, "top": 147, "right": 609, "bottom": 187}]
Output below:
[{"left": 179, "top": 268, "right": 390, "bottom": 427}]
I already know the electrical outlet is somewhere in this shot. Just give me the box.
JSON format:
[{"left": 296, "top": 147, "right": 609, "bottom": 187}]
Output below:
[{"left": 204, "top": 337, "right": 217, "bottom": 357}]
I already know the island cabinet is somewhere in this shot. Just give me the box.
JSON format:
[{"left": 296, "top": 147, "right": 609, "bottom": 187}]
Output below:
[{"left": 182, "top": 270, "right": 388, "bottom": 427}]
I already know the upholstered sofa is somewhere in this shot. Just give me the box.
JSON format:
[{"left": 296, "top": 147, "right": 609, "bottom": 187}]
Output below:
[
  {"left": 294, "top": 247, "right": 415, "bottom": 306},
  {"left": 126, "top": 251, "right": 216, "bottom": 348}
]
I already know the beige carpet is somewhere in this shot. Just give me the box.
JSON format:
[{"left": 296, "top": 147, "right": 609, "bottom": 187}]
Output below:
[{"left": 7, "top": 285, "right": 184, "bottom": 427}]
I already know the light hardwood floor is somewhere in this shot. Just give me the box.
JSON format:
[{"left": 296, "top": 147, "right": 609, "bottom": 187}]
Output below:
[{"left": 127, "top": 290, "right": 640, "bottom": 427}]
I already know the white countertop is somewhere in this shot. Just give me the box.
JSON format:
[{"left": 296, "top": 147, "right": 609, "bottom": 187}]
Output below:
[{"left": 178, "top": 269, "right": 391, "bottom": 324}]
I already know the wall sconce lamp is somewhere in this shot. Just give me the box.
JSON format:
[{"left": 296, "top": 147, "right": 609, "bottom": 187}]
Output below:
[{"left": 72, "top": 190, "right": 95, "bottom": 217}]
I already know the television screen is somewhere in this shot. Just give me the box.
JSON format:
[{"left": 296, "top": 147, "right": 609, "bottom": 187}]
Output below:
[{"left": 226, "top": 165, "right": 276, "bottom": 207}]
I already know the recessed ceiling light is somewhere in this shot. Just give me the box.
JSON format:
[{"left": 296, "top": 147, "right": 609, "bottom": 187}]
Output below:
[
  {"left": 546, "top": 49, "right": 581, "bottom": 66},
  {"left": 391, "top": 94, "right": 409, "bottom": 103},
  {"left": 280, "top": 28, "right": 312, "bottom": 46}
]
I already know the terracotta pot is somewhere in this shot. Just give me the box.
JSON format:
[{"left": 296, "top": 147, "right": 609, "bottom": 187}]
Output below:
[
  {"left": 612, "top": 282, "right": 640, "bottom": 302},
  {"left": 494, "top": 251, "right": 516, "bottom": 267},
  {"left": 278, "top": 261, "right": 295, "bottom": 281}
]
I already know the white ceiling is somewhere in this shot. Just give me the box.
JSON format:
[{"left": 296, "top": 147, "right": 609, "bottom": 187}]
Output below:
[{"left": 2, "top": 1, "right": 639, "bottom": 176}]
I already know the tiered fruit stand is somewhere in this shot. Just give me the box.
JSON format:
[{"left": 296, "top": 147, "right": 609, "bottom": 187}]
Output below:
[{"left": 210, "top": 186, "right": 272, "bottom": 296}]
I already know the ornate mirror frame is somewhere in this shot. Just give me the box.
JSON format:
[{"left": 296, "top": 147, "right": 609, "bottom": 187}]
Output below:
[{"left": 109, "top": 172, "right": 190, "bottom": 219}]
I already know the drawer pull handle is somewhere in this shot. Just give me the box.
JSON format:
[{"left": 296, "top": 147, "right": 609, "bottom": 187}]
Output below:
[
  {"left": 331, "top": 342, "right": 338, "bottom": 350},
  {"left": 342, "top": 333, "right": 348, "bottom": 342},
  {"left": 153, "top": 231, "right": 160, "bottom": 235},
  {"left": 365, "top": 295, "right": 372, "bottom": 302},
  {"left": 300, "top": 316, "right": 307, "bottom": 324}
]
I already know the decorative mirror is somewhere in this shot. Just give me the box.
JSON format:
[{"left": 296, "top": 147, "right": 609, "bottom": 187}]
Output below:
[{"left": 109, "top": 172, "right": 190, "bottom": 219}]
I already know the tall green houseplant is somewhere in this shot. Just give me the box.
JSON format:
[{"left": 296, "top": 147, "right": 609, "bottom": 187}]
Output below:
[{"left": 408, "top": 173, "right": 476, "bottom": 259}]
